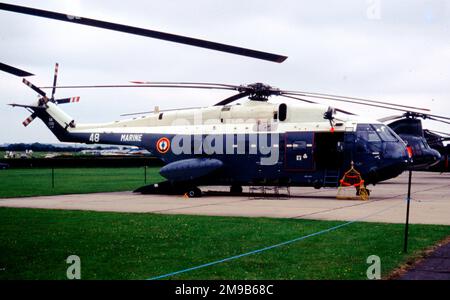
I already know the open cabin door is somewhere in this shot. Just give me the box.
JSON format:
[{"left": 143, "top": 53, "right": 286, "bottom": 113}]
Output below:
[
  {"left": 284, "top": 132, "right": 315, "bottom": 171},
  {"left": 314, "top": 132, "right": 346, "bottom": 169}
]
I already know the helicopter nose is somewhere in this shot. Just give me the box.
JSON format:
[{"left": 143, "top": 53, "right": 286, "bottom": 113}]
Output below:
[
  {"left": 432, "top": 149, "right": 442, "bottom": 160},
  {"left": 391, "top": 143, "right": 410, "bottom": 168},
  {"left": 383, "top": 142, "right": 410, "bottom": 161},
  {"left": 428, "top": 149, "right": 442, "bottom": 167},
  {"left": 368, "top": 142, "right": 409, "bottom": 183}
]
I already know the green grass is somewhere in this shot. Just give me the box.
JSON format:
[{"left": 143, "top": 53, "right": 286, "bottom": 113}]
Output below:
[
  {"left": 0, "top": 167, "right": 163, "bottom": 198},
  {"left": 0, "top": 207, "right": 448, "bottom": 280}
]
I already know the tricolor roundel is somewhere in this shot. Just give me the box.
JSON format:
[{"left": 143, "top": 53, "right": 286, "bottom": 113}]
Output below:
[{"left": 156, "top": 137, "right": 170, "bottom": 154}]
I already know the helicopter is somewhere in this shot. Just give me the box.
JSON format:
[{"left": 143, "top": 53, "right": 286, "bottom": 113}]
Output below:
[
  {"left": 1, "top": 2, "right": 443, "bottom": 197},
  {"left": 9, "top": 68, "right": 416, "bottom": 197},
  {"left": 423, "top": 129, "right": 450, "bottom": 173},
  {"left": 378, "top": 112, "right": 450, "bottom": 172}
]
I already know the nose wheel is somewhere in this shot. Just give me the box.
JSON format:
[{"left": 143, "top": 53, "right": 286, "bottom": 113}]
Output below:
[
  {"left": 230, "top": 185, "right": 243, "bottom": 194},
  {"left": 186, "top": 187, "right": 202, "bottom": 198}
]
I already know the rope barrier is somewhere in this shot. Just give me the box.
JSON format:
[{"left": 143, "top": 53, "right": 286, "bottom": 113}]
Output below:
[{"left": 147, "top": 201, "right": 402, "bottom": 280}]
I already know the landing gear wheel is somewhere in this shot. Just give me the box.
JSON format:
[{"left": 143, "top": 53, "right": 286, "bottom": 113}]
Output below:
[
  {"left": 230, "top": 185, "right": 243, "bottom": 194},
  {"left": 186, "top": 187, "right": 202, "bottom": 198}
]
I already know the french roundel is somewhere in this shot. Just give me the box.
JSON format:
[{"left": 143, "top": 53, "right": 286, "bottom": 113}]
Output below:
[{"left": 156, "top": 137, "right": 170, "bottom": 154}]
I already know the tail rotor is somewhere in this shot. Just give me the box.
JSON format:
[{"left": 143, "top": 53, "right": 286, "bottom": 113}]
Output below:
[
  {"left": 51, "top": 62, "right": 59, "bottom": 100},
  {"left": 16, "top": 63, "right": 80, "bottom": 127},
  {"left": 20, "top": 78, "right": 49, "bottom": 126}
]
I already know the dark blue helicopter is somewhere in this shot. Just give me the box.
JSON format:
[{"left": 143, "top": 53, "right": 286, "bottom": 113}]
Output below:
[
  {"left": 10, "top": 75, "right": 413, "bottom": 197},
  {"left": 379, "top": 112, "right": 450, "bottom": 172}
]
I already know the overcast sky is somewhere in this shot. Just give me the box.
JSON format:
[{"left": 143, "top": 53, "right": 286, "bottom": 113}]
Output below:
[{"left": 1, "top": 0, "right": 449, "bottom": 143}]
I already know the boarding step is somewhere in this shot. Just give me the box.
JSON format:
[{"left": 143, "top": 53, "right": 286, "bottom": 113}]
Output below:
[
  {"left": 248, "top": 186, "right": 291, "bottom": 199},
  {"left": 323, "top": 169, "right": 341, "bottom": 188}
]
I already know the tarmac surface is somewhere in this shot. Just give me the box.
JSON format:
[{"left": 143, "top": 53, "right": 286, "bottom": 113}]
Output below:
[
  {"left": 399, "top": 239, "right": 450, "bottom": 280},
  {"left": 1, "top": 171, "right": 449, "bottom": 225}
]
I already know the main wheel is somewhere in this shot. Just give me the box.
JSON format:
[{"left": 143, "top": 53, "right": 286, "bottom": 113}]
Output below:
[
  {"left": 186, "top": 187, "right": 202, "bottom": 198},
  {"left": 230, "top": 185, "right": 243, "bottom": 194}
]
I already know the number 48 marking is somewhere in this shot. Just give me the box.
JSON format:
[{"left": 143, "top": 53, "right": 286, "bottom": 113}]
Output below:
[{"left": 89, "top": 133, "right": 100, "bottom": 142}]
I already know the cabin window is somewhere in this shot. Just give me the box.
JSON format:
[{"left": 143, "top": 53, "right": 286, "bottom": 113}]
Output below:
[
  {"left": 292, "top": 141, "right": 307, "bottom": 151},
  {"left": 279, "top": 103, "right": 287, "bottom": 121},
  {"left": 158, "top": 113, "right": 163, "bottom": 120}
]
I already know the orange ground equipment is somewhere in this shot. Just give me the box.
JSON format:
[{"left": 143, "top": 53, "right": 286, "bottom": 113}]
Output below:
[{"left": 336, "top": 162, "right": 370, "bottom": 200}]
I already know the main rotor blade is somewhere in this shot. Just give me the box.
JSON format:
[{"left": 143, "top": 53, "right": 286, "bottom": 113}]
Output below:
[
  {"left": 0, "top": 3, "right": 287, "bottom": 63},
  {"left": 334, "top": 108, "right": 357, "bottom": 116},
  {"left": 121, "top": 106, "right": 202, "bottom": 117},
  {"left": 283, "top": 90, "right": 430, "bottom": 112},
  {"left": 39, "top": 84, "right": 237, "bottom": 91},
  {"left": 280, "top": 94, "right": 356, "bottom": 115},
  {"left": 427, "top": 129, "right": 450, "bottom": 137},
  {"left": 0, "top": 62, "right": 33, "bottom": 77},
  {"left": 427, "top": 116, "right": 450, "bottom": 126},
  {"left": 281, "top": 91, "right": 429, "bottom": 115},
  {"left": 130, "top": 81, "right": 240, "bottom": 89},
  {"left": 425, "top": 113, "right": 450, "bottom": 121},
  {"left": 214, "top": 92, "right": 250, "bottom": 106},
  {"left": 377, "top": 115, "right": 404, "bottom": 122},
  {"left": 279, "top": 94, "right": 318, "bottom": 104}
]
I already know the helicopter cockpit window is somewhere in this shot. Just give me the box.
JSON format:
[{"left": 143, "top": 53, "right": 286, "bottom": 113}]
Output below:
[
  {"left": 356, "top": 124, "right": 382, "bottom": 152},
  {"left": 372, "top": 124, "right": 398, "bottom": 142},
  {"left": 356, "top": 124, "right": 381, "bottom": 142}
]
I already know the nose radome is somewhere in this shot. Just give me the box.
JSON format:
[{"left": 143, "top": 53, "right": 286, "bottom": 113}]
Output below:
[{"left": 432, "top": 149, "right": 442, "bottom": 161}]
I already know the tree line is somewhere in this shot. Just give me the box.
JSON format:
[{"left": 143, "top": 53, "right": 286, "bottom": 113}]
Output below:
[{"left": 1, "top": 143, "right": 121, "bottom": 152}]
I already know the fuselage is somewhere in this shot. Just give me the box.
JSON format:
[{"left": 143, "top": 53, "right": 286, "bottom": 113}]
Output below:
[{"left": 34, "top": 100, "right": 410, "bottom": 187}]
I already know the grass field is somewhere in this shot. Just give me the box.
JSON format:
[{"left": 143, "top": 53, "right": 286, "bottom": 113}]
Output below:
[
  {"left": 0, "top": 207, "right": 448, "bottom": 280},
  {"left": 0, "top": 167, "right": 163, "bottom": 198}
]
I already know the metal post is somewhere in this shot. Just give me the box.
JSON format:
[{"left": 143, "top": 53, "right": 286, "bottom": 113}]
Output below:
[
  {"left": 52, "top": 166, "right": 55, "bottom": 188},
  {"left": 144, "top": 166, "right": 147, "bottom": 184},
  {"left": 403, "top": 169, "right": 412, "bottom": 253}
]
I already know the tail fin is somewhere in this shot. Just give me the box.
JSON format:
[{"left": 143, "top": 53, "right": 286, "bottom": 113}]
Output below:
[{"left": 10, "top": 102, "right": 76, "bottom": 142}]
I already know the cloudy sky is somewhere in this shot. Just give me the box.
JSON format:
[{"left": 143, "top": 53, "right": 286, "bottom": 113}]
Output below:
[{"left": 1, "top": 0, "right": 449, "bottom": 143}]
